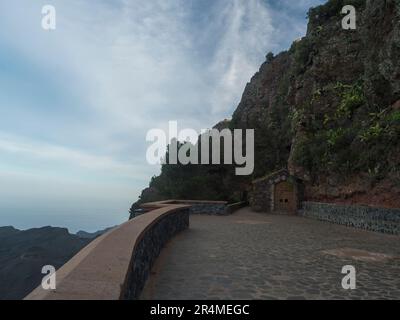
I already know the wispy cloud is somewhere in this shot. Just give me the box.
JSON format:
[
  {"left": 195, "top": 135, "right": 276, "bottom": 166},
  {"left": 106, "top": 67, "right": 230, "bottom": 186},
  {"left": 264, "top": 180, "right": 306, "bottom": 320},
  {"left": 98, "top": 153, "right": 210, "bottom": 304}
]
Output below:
[
  {"left": 206, "top": 0, "right": 275, "bottom": 115},
  {"left": 0, "top": 0, "right": 324, "bottom": 230},
  {"left": 0, "top": 133, "right": 150, "bottom": 179}
]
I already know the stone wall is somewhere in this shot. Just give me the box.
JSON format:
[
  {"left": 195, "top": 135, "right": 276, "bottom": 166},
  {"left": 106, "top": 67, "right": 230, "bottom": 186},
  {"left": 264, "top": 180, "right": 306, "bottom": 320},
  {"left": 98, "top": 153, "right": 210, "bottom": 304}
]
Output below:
[
  {"left": 25, "top": 205, "right": 190, "bottom": 300},
  {"left": 250, "top": 177, "right": 272, "bottom": 212},
  {"left": 187, "top": 202, "right": 228, "bottom": 215},
  {"left": 121, "top": 208, "right": 189, "bottom": 300},
  {"left": 226, "top": 201, "right": 249, "bottom": 214},
  {"left": 301, "top": 202, "right": 400, "bottom": 235},
  {"left": 250, "top": 169, "right": 302, "bottom": 213},
  {"left": 141, "top": 200, "right": 231, "bottom": 216}
]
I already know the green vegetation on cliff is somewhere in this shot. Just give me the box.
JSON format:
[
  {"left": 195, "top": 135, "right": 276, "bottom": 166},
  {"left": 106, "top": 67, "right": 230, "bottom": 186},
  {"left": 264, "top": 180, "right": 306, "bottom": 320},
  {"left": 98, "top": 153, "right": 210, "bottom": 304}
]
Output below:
[{"left": 132, "top": 0, "right": 400, "bottom": 210}]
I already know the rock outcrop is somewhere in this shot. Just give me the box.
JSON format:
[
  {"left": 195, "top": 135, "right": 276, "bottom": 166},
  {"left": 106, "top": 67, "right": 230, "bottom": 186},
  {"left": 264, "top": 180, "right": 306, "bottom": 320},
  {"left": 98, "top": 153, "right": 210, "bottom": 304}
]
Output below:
[
  {"left": 133, "top": 0, "right": 400, "bottom": 209},
  {"left": 231, "top": 0, "right": 400, "bottom": 207}
]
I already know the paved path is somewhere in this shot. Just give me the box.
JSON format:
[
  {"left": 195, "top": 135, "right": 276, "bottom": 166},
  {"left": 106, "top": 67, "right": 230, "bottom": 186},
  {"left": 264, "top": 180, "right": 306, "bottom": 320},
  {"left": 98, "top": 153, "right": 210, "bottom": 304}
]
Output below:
[{"left": 141, "top": 208, "right": 400, "bottom": 300}]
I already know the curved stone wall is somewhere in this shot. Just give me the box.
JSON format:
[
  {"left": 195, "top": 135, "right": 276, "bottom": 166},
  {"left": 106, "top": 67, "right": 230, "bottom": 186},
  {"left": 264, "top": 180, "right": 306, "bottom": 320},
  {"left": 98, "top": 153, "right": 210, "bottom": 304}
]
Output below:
[
  {"left": 120, "top": 209, "right": 189, "bottom": 299},
  {"left": 25, "top": 204, "right": 189, "bottom": 300}
]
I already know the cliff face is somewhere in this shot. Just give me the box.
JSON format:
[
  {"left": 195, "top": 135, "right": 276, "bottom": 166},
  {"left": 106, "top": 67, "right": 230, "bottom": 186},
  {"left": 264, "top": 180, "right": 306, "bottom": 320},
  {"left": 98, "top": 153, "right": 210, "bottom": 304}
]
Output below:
[
  {"left": 134, "top": 0, "right": 400, "bottom": 209},
  {"left": 231, "top": 0, "right": 400, "bottom": 207}
]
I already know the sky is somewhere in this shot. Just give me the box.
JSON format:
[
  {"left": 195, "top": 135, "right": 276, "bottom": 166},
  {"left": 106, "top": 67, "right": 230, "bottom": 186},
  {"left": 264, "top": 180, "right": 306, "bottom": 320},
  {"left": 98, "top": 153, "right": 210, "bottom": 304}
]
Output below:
[{"left": 0, "top": 0, "right": 325, "bottom": 233}]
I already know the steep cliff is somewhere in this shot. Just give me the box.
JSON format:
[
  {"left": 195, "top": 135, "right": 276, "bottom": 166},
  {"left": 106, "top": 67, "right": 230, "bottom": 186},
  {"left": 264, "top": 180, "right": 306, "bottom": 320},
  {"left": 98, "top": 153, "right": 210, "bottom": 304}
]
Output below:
[
  {"left": 232, "top": 0, "right": 400, "bottom": 207},
  {"left": 133, "top": 0, "right": 400, "bottom": 210}
]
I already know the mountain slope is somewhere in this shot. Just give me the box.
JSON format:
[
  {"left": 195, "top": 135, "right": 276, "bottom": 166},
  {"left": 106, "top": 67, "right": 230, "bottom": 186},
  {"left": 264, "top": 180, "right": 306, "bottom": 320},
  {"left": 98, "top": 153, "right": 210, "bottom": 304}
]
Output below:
[
  {"left": 76, "top": 226, "right": 116, "bottom": 239},
  {"left": 132, "top": 0, "right": 400, "bottom": 210},
  {"left": 232, "top": 0, "right": 400, "bottom": 206},
  {"left": 0, "top": 226, "right": 90, "bottom": 300}
]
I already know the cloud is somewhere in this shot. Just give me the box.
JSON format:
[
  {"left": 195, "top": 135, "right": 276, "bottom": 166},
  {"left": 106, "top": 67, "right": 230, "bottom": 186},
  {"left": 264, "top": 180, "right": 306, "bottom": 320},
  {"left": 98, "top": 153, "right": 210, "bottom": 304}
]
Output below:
[
  {"left": 206, "top": 0, "right": 276, "bottom": 115},
  {"left": 0, "top": 132, "right": 151, "bottom": 179},
  {"left": 0, "top": 0, "right": 324, "bottom": 229}
]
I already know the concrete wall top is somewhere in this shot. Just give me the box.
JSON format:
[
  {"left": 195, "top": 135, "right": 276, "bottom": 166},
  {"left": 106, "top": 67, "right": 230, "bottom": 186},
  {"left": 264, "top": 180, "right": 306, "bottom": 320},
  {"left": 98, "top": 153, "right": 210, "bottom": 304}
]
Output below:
[
  {"left": 25, "top": 204, "right": 189, "bottom": 300},
  {"left": 140, "top": 199, "right": 228, "bottom": 208}
]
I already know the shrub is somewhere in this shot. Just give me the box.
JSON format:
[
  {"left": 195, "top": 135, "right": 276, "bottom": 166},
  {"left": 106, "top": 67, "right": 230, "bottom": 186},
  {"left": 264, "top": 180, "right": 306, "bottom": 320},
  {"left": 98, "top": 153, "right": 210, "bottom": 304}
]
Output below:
[
  {"left": 326, "top": 128, "right": 346, "bottom": 147},
  {"left": 266, "top": 52, "right": 274, "bottom": 63},
  {"left": 308, "top": 0, "right": 365, "bottom": 22},
  {"left": 359, "top": 123, "right": 385, "bottom": 143},
  {"left": 335, "top": 82, "right": 366, "bottom": 120},
  {"left": 293, "top": 37, "right": 315, "bottom": 74}
]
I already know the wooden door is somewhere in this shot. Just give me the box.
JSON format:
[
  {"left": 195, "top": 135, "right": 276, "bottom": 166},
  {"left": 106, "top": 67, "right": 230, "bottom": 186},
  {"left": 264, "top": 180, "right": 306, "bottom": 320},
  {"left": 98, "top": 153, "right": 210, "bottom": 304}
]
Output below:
[{"left": 274, "top": 181, "right": 296, "bottom": 214}]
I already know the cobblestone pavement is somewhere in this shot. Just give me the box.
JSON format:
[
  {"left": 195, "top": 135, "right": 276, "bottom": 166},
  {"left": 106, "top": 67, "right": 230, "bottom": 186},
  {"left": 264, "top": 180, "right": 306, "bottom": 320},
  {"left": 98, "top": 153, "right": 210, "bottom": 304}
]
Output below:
[{"left": 141, "top": 208, "right": 400, "bottom": 300}]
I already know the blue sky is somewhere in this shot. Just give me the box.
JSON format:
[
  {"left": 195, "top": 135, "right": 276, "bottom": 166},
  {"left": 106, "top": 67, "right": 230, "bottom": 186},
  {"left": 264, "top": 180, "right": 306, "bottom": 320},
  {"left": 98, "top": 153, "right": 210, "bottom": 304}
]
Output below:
[{"left": 0, "top": 0, "right": 325, "bottom": 232}]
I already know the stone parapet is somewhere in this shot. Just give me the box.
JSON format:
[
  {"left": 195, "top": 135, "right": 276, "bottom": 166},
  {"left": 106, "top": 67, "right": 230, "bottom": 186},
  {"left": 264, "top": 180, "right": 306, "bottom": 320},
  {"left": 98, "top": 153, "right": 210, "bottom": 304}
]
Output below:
[{"left": 301, "top": 202, "right": 400, "bottom": 235}]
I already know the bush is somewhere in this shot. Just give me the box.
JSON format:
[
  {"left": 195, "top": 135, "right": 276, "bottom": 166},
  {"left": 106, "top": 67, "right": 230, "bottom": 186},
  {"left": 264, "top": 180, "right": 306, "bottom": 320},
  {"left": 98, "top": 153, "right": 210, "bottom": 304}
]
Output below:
[
  {"left": 358, "top": 110, "right": 400, "bottom": 143},
  {"left": 291, "top": 81, "right": 369, "bottom": 176},
  {"left": 308, "top": 0, "right": 344, "bottom": 23},
  {"left": 308, "top": 0, "right": 366, "bottom": 22},
  {"left": 266, "top": 52, "right": 274, "bottom": 63},
  {"left": 293, "top": 38, "right": 315, "bottom": 74},
  {"left": 335, "top": 83, "right": 366, "bottom": 120},
  {"left": 359, "top": 123, "right": 385, "bottom": 143}
]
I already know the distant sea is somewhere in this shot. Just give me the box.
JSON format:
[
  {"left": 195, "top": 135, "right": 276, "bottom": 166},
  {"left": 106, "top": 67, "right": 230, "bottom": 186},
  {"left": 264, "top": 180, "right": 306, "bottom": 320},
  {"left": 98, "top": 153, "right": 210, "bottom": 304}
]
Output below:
[{"left": 0, "top": 207, "right": 129, "bottom": 233}]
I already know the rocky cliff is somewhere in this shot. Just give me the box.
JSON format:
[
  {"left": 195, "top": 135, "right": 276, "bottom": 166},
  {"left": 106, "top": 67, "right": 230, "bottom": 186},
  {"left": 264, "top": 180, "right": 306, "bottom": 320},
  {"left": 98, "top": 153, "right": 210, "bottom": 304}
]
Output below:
[
  {"left": 133, "top": 0, "right": 400, "bottom": 210},
  {"left": 232, "top": 0, "right": 400, "bottom": 207}
]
